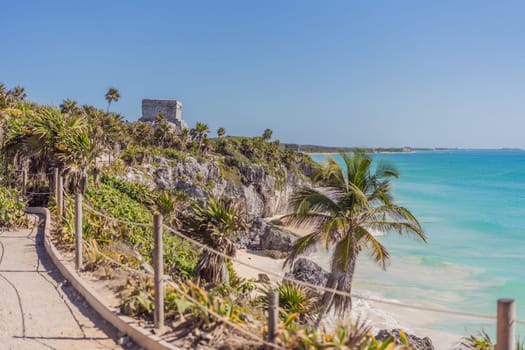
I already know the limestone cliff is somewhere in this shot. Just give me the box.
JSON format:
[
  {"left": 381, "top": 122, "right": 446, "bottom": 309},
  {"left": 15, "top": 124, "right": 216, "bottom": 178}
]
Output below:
[
  {"left": 124, "top": 155, "right": 311, "bottom": 222},
  {"left": 151, "top": 156, "right": 309, "bottom": 221}
]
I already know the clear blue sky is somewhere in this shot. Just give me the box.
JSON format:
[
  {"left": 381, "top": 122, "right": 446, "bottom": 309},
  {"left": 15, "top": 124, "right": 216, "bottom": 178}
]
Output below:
[{"left": 3, "top": 1, "right": 525, "bottom": 148}]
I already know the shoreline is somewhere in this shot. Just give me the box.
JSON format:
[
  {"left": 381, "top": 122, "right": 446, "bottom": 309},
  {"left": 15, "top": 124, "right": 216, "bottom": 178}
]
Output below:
[
  {"left": 234, "top": 248, "right": 461, "bottom": 349},
  {"left": 234, "top": 217, "right": 463, "bottom": 349}
]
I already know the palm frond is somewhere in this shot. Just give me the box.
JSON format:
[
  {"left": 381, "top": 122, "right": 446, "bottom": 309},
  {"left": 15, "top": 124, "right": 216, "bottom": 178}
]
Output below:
[
  {"left": 316, "top": 156, "right": 347, "bottom": 189},
  {"left": 282, "top": 211, "right": 332, "bottom": 229},
  {"left": 375, "top": 159, "right": 399, "bottom": 179},
  {"left": 283, "top": 232, "right": 323, "bottom": 268},
  {"left": 354, "top": 226, "right": 390, "bottom": 269},
  {"left": 289, "top": 187, "right": 342, "bottom": 214},
  {"left": 362, "top": 205, "right": 426, "bottom": 242}
]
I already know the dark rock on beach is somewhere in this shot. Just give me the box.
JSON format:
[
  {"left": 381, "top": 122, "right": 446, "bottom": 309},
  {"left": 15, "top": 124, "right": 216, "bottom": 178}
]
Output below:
[
  {"left": 375, "top": 329, "right": 434, "bottom": 350},
  {"left": 284, "top": 258, "right": 330, "bottom": 287},
  {"left": 260, "top": 224, "right": 295, "bottom": 252},
  {"left": 242, "top": 218, "right": 296, "bottom": 251}
]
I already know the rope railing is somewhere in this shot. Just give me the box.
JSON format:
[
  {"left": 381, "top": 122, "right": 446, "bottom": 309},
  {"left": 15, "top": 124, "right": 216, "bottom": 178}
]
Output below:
[
  {"left": 53, "top": 192, "right": 525, "bottom": 350},
  {"left": 26, "top": 191, "right": 53, "bottom": 196},
  {"left": 161, "top": 224, "right": 503, "bottom": 322},
  {"left": 81, "top": 201, "right": 153, "bottom": 228},
  {"left": 82, "top": 240, "right": 285, "bottom": 349},
  {"left": 165, "top": 279, "right": 287, "bottom": 350},
  {"left": 83, "top": 243, "right": 149, "bottom": 278},
  {"left": 75, "top": 204, "right": 511, "bottom": 323},
  {"left": 6, "top": 165, "right": 522, "bottom": 348},
  {"left": 11, "top": 170, "right": 54, "bottom": 176}
]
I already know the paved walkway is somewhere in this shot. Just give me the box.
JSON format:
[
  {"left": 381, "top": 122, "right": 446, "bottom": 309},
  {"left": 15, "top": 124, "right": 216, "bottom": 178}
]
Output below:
[{"left": 0, "top": 215, "right": 123, "bottom": 350}]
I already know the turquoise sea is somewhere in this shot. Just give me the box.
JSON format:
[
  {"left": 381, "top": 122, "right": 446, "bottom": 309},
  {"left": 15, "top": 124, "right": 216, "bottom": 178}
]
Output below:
[{"left": 310, "top": 150, "right": 525, "bottom": 340}]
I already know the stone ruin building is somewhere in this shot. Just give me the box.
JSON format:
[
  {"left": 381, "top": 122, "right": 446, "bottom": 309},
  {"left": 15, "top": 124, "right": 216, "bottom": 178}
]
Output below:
[{"left": 140, "top": 99, "right": 187, "bottom": 132}]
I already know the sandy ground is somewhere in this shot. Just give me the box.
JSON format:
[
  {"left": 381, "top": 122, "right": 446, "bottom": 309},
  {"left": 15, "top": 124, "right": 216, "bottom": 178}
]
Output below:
[
  {"left": 233, "top": 217, "right": 462, "bottom": 350},
  {"left": 0, "top": 216, "right": 122, "bottom": 350}
]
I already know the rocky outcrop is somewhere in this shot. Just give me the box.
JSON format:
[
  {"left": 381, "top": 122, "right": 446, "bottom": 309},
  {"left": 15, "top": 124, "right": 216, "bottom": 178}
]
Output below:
[
  {"left": 284, "top": 258, "right": 330, "bottom": 288},
  {"left": 122, "top": 155, "right": 310, "bottom": 248},
  {"left": 260, "top": 225, "right": 295, "bottom": 252},
  {"left": 235, "top": 216, "right": 297, "bottom": 251},
  {"left": 375, "top": 329, "right": 434, "bottom": 350},
  {"left": 153, "top": 156, "right": 308, "bottom": 222}
]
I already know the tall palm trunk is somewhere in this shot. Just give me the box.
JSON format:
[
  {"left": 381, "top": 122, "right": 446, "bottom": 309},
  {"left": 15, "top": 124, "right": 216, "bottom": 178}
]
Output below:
[{"left": 314, "top": 248, "right": 357, "bottom": 328}]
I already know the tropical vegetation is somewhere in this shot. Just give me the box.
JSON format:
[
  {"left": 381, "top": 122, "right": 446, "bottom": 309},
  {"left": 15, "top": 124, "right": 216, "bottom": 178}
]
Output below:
[
  {"left": 188, "top": 197, "right": 246, "bottom": 285},
  {"left": 284, "top": 152, "right": 426, "bottom": 325},
  {"left": 1, "top": 81, "right": 492, "bottom": 349},
  {"left": 0, "top": 187, "right": 28, "bottom": 229}
]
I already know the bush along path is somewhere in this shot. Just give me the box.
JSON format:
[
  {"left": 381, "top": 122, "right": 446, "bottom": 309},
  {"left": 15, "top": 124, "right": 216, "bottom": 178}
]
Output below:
[{"left": 0, "top": 213, "right": 126, "bottom": 350}]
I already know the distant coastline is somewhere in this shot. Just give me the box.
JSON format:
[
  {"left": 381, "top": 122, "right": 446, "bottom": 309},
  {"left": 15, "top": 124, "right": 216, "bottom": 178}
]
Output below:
[
  {"left": 285, "top": 144, "right": 442, "bottom": 154},
  {"left": 284, "top": 144, "right": 524, "bottom": 154}
]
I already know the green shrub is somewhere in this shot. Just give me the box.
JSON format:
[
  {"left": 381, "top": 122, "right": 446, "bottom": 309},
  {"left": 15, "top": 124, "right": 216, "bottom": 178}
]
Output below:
[
  {"left": 0, "top": 187, "right": 28, "bottom": 229},
  {"left": 87, "top": 180, "right": 197, "bottom": 276},
  {"left": 259, "top": 282, "right": 319, "bottom": 323},
  {"left": 120, "top": 276, "right": 155, "bottom": 319},
  {"left": 100, "top": 174, "right": 154, "bottom": 206}
]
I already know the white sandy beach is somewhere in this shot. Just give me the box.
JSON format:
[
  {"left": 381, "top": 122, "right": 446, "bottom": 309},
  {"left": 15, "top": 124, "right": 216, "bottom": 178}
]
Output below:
[{"left": 233, "top": 218, "right": 463, "bottom": 350}]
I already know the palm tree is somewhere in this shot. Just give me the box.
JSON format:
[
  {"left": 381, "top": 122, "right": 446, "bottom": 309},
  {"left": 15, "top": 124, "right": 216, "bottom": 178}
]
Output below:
[
  {"left": 2, "top": 106, "right": 98, "bottom": 193},
  {"left": 155, "top": 113, "right": 166, "bottom": 123},
  {"left": 1, "top": 85, "right": 26, "bottom": 107},
  {"left": 129, "top": 121, "right": 154, "bottom": 147},
  {"left": 104, "top": 87, "right": 120, "bottom": 112},
  {"left": 59, "top": 99, "right": 80, "bottom": 115},
  {"left": 10, "top": 86, "right": 26, "bottom": 102},
  {"left": 262, "top": 128, "right": 273, "bottom": 141},
  {"left": 284, "top": 152, "right": 425, "bottom": 325},
  {"left": 154, "top": 121, "right": 173, "bottom": 148},
  {"left": 178, "top": 128, "right": 190, "bottom": 151},
  {"left": 217, "top": 127, "right": 226, "bottom": 138},
  {"left": 190, "top": 121, "right": 210, "bottom": 153},
  {"left": 0, "top": 83, "right": 7, "bottom": 108},
  {"left": 190, "top": 197, "right": 245, "bottom": 285},
  {"left": 58, "top": 126, "right": 99, "bottom": 194}
]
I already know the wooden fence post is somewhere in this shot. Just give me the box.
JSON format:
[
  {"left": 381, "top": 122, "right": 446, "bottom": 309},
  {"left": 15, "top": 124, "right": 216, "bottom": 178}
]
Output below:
[
  {"left": 267, "top": 290, "right": 279, "bottom": 348},
  {"left": 56, "top": 171, "right": 63, "bottom": 218},
  {"left": 75, "top": 193, "right": 83, "bottom": 271},
  {"left": 153, "top": 214, "right": 164, "bottom": 329},
  {"left": 53, "top": 168, "right": 59, "bottom": 203},
  {"left": 497, "top": 298, "right": 515, "bottom": 350},
  {"left": 60, "top": 175, "right": 65, "bottom": 218},
  {"left": 21, "top": 169, "right": 27, "bottom": 194}
]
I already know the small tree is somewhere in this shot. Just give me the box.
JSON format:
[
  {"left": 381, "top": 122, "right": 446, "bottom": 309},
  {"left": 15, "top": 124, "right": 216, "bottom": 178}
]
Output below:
[
  {"left": 190, "top": 121, "right": 210, "bottom": 153},
  {"left": 262, "top": 128, "right": 273, "bottom": 141},
  {"left": 60, "top": 99, "right": 80, "bottom": 115},
  {"left": 217, "top": 127, "right": 226, "bottom": 138},
  {"left": 104, "top": 87, "right": 120, "bottom": 112},
  {"left": 190, "top": 197, "right": 245, "bottom": 285}
]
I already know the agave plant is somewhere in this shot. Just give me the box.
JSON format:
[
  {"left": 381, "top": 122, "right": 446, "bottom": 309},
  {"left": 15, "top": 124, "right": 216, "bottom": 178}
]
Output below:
[
  {"left": 189, "top": 197, "right": 246, "bottom": 285},
  {"left": 155, "top": 190, "right": 176, "bottom": 220},
  {"left": 456, "top": 329, "right": 493, "bottom": 350},
  {"left": 259, "top": 282, "right": 319, "bottom": 323}
]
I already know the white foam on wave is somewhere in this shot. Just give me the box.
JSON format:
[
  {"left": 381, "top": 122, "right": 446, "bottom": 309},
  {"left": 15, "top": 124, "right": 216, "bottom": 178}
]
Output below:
[{"left": 320, "top": 290, "right": 413, "bottom": 335}]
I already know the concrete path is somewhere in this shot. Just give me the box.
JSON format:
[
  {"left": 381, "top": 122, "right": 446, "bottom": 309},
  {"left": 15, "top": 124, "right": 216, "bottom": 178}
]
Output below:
[{"left": 0, "top": 216, "right": 124, "bottom": 350}]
